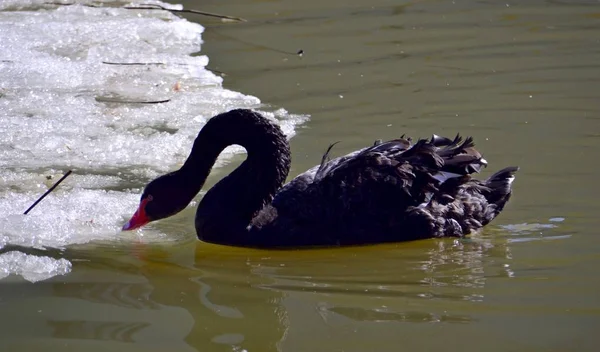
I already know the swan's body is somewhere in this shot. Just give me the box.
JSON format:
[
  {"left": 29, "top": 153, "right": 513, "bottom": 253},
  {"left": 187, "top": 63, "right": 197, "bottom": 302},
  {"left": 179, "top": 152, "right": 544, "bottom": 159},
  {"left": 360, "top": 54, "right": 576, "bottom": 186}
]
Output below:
[{"left": 123, "top": 109, "right": 517, "bottom": 248}]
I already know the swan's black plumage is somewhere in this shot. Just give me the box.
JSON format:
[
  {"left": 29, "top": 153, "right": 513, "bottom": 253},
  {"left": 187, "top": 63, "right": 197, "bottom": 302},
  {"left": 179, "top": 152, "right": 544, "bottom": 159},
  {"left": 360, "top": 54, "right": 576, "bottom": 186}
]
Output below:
[{"left": 123, "top": 109, "right": 518, "bottom": 248}]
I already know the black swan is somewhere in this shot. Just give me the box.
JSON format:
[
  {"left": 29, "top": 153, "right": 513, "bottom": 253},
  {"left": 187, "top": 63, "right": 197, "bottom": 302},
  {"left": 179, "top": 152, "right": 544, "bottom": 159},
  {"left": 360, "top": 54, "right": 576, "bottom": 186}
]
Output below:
[{"left": 122, "top": 109, "right": 518, "bottom": 248}]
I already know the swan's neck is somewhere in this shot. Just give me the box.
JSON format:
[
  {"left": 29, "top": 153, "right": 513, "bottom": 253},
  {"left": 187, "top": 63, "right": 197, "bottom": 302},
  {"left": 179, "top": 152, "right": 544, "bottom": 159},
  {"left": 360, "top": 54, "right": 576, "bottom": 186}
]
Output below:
[{"left": 185, "top": 110, "right": 291, "bottom": 245}]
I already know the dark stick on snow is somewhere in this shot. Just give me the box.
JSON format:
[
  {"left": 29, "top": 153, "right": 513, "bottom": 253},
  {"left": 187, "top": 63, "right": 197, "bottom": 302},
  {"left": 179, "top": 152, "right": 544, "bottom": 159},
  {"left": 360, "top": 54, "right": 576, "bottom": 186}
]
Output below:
[
  {"left": 102, "top": 61, "right": 166, "bottom": 66},
  {"left": 44, "top": 2, "right": 245, "bottom": 22},
  {"left": 102, "top": 61, "right": 228, "bottom": 76},
  {"left": 95, "top": 97, "right": 171, "bottom": 104},
  {"left": 133, "top": 99, "right": 171, "bottom": 104},
  {"left": 24, "top": 170, "right": 73, "bottom": 215},
  {"left": 206, "top": 66, "right": 227, "bottom": 76},
  {"left": 124, "top": 4, "right": 246, "bottom": 22}
]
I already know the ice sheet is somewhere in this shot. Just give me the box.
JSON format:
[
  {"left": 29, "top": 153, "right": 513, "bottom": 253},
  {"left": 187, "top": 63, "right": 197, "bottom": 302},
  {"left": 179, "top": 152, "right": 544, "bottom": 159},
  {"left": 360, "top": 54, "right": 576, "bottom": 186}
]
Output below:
[{"left": 0, "top": 1, "right": 308, "bottom": 281}]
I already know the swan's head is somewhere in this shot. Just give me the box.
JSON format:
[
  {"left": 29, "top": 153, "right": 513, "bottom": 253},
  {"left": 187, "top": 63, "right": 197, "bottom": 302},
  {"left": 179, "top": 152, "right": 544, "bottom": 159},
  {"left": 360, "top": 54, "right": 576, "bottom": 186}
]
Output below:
[{"left": 122, "top": 172, "right": 195, "bottom": 231}]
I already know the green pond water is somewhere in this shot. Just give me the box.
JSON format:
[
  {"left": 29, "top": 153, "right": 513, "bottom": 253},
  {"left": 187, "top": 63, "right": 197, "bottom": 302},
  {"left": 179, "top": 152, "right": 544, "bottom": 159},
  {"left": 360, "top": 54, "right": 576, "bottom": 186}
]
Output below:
[{"left": 1, "top": 0, "right": 600, "bottom": 351}]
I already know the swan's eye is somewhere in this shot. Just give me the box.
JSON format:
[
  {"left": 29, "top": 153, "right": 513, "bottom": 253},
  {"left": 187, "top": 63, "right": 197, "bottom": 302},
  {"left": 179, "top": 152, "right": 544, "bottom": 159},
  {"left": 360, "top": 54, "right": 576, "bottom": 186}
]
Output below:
[{"left": 147, "top": 195, "right": 154, "bottom": 202}]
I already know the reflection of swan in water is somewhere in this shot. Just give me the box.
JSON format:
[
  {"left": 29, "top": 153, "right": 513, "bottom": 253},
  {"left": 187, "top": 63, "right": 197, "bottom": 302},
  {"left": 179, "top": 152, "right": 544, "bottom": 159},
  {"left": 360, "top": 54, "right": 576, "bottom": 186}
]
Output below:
[
  {"left": 2, "top": 219, "right": 566, "bottom": 350},
  {"left": 250, "top": 235, "right": 516, "bottom": 330},
  {"left": 317, "top": 303, "right": 473, "bottom": 324},
  {"left": 0, "top": 242, "right": 287, "bottom": 351}
]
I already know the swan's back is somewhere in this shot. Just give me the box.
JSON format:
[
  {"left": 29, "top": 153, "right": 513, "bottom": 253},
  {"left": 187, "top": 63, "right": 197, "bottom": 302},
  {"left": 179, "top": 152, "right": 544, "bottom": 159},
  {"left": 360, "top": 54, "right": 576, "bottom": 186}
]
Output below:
[{"left": 248, "top": 134, "right": 517, "bottom": 247}]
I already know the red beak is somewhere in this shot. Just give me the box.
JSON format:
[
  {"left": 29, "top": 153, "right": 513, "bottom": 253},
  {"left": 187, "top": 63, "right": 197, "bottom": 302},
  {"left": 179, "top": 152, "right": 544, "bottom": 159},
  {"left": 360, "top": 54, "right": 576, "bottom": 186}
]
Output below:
[{"left": 122, "top": 198, "right": 151, "bottom": 231}]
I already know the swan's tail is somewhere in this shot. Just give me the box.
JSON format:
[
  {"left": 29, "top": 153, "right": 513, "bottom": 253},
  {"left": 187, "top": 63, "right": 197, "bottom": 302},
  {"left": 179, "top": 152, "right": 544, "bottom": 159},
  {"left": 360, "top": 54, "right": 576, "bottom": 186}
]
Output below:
[{"left": 484, "top": 166, "right": 519, "bottom": 213}]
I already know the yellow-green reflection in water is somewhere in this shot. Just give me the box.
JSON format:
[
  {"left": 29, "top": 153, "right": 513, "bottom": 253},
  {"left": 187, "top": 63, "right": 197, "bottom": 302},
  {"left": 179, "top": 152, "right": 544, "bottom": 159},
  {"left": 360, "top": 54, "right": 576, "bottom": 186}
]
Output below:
[
  {"left": 2, "top": 0, "right": 600, "bottom": 350},
  {"left": 4, "top": 228, "right": 583, "bottom": 352},
  {"left": 2, "top": 219, "right": 597, "bottom": 351}
]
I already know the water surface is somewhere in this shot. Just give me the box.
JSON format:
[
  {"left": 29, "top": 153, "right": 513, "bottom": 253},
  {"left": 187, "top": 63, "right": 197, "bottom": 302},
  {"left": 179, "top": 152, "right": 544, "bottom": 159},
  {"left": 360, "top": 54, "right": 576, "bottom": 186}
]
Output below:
[{"left": 1, "top": 0, "right": 599, "bottom": 351}]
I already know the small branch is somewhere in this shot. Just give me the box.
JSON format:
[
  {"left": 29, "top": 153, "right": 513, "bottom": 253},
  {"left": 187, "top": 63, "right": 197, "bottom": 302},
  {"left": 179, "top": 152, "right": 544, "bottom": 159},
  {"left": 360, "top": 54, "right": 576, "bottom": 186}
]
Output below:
[
  {"left": 44, "top": 1, "right": 102, "bottom": 7},
  {"left": 44, "top": 2, "right": 245, "bottom": 22},
  {"left": 133, "top": 99, "right": 171, "bottom": 104},
  {"left": 95, "top": 97, "right": 171, "bottom": 104},
  {"left": 24, "top": 170, "right": 73, "bottom": 215},
  {"left": 211, "top": 30, "right": 303, "bottom": 57},
  {"left": 124, "top": 4, "right": 246, "bottom": 22},
  {"left": 102, "top": 61, "right": 228, "bottom": 77},
  {"left": 205, "top": 66, "right": 227, "bottom": 76},
  {"left": 102, "top": 61, "right": 165, "bottom": 66}
]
